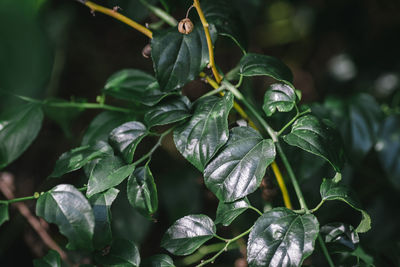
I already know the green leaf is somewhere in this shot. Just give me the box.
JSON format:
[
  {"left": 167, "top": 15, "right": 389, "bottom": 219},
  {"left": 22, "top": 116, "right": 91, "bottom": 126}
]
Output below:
[
  {"left": 263, "top": 83, "right": 297, "bottom": 116},
  {"left": 215, "top": 197, "right": 250, "bottom": 226},
  {"left": 89, "top": 188, "right": 119, "bottom": 249},
  {"left": 109, "top": 121, "right": 148, "bottom": 163},
  {"left": 95, "top": 238, "right": 140, "bottom": 267},
  {"left": 81, "top": 111, "right": 135, "bottom": 146},
  {"left": 161, "top": 214, "right": 216, "bottom": 256},
  {"left": 202, "top": 0, "right": 247, "bottom": 52},
  {"left": 151, "top": 24, "right": 217, "bottom": 91},
  {"left": 320, "top": 223, "right": 359, "bottom": 252},
  {"left": 86, "top": 155, "right": 135, "bottom": 197},
  {"left": 103, "top": 69, "right": 174, "bottom": 106},
  {"left": 127, "top": 164, "right": 158, "bottom": 218},
  {"left": 0, "top": 103, "right": 43, "bottom": 169},
  {"left": 144, "top": 96, "right": 191, "bottom": 128},
  {"left": 283, "top": 114, "right": 345, "bottom": 172},
  {"left": 141, "top": 254, "right": 175, "bottom": 267},
  {"left": 204, "top": 127, "right": 275, "bottom": 202},
  {"left": 0, "top": 203, "right": 9, "bottom": 226},
  {"left": 36, "top": 184, "right": 94, "bottom": 250},
  {"left": 247, "top": 207, "right": 319, "bottom": 267},
  {"left": 375, "top": 115, "right": 400, "bottom": 190},
  {"left": 320, "top": 179, "right": 371, "bottom": 233},
  {"left": 173, "top": 92, "right": 234, "bottom": 171},
  {"left": 49, "top": 142, "right": 113, "bottom": 178},
  {"left": 33, "top": 250, "right": 61, "bottom": 267},
  {"left": 239, "top": 53, "right": 293, "bottom": 86}
]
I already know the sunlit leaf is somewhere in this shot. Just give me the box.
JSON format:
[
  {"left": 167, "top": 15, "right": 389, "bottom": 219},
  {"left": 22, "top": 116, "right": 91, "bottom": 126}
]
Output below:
[
  {"left": 89, "top": 188, "right": 119, "bottom": 249},
  {"left": 95, "top": 239, "right": 140, "bottom": 267},
  {"left": 263, "top": 83, "right": 297, "bottom": 116},
  {"left": 109, "top": 121, "right": 148, "bottom": 163},
  {"left": 320, "top": 179, "right": 371, "bottom": 233},
  {"left": 215, "top": 197, "right": 250, "bottom": 226},
  {"left": 173, "top": 92, "right": 233, "bottom": 171},
  {"left": 161, "top": 214, "right": 216, "bottom": 256},
  {"left": 141, "top": 254, "right": 175, "bottom": 267},
  {"left": 320, "top": 222, "right": 359, "bottom": 252},
  {"left": 36, "top": 184, "right": 94, "bottom": 250},
  {"left": 247, "top": 207, "right": 319, "bottom": 267},
  {"left": 283, "top": 114, "right": 345, "bottom": 172},
  {"left": 0, "top": 103, "right": 43, "bottom": 169},
  {"left": 204, "top": 127, "right": 275, "bottom": 202},
  {"left": 151, "top": 24, "right": 217, "bottom": 91}
]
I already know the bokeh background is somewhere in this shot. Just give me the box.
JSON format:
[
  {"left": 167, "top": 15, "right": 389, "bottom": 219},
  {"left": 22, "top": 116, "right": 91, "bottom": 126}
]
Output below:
[{"left": 1, "top": 0, "right": 400, "bottom": 266}]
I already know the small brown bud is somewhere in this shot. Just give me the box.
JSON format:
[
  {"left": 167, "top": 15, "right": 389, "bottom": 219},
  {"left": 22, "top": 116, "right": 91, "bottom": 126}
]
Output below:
[
  {"left": 178, "top": 18, "right": 194, "bottom": 34},
  {"left": 142, "top": 44, "right": 151, "bottom": 58}
]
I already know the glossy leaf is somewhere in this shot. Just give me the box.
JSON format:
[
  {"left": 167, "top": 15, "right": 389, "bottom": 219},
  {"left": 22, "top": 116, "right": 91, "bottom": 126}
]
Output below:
[
  {"left": 49, "top": 142, "right": 113, "bottom": 178},
  {"left": 33, "top": 250, "right": 61, "bottom": 267},
  {"left": 215, "top": 197, "right": 250, "bottom": 226},
  {"left": 320, "top": 222, "right": 359, "bottom": 251},
  {"left": 151, "top": 24, "right": 217, "bottom": 91},
  {"left": 86, "top": 155, "right": 135, "bottom": 197},
  {"left": 202, "top": 0, "right": 247, "bottom": 52},
  {"left": 95, "top": 238, "right": 140, "bottom": 267},
  {"left": 247, "top": 207, "right": 319, "bottom": 267},
  {"left": 36, "top": 184, "right": 94, "bottom": 250},
  {"left": 0, "top": 203, "right": 9, "bottom": 226},
  {"left": 161, "top": 214, "right": 216, "bottom": 256},
  {"left": 173, "top": 93, "right": 233, "bottom": 171},
  {"left": 144, "top": 96, "right": 191, "bottom": 128},
  {"left": 320, "top": 179, "right": 371, "bottom": 233},
  {"left": 0, "top": 103, "right": 43, "bottom": 169},
  {"left": 375, "top": 115, "right": 400, "bottom": 189},
  {"left": 141, "top": 254, "right": 175, "bottom": 267},
  {"left": 283, "top": 115, "right": 345, "bottom": 172},
  {"left": 263, "top": 83, "right": 297, "bottom": 116},
  {"left": 89, "top": 188, "right": 119, "bottom": 249},
  {"left": 103, "top": 69, "right": 173, "bottom": 106},
  {"left": 204, "top": 127, "right": 276, "bottom": 202},
  {"left": 109, "top": 121, "right": 148, "bottom": 163},
  {"left": 127, "top": 165, "right": 158, "bottom": 218},
  {"left": 81, "top": 111, "right": 135, "bottom": 146},
  {"left": 239, "top": 53, "right": 293, "bottom": 86}
]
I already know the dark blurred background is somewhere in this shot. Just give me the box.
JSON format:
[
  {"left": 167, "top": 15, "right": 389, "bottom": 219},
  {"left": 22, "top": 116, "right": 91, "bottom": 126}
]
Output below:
[{"left": 1, "top": 0, "right": 400, "bottom": 266}]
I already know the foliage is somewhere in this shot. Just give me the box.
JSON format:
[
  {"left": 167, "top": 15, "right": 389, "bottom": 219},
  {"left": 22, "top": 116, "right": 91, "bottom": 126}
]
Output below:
[{"left": 1, "top": 0, "right": 399, "bottom": 266}]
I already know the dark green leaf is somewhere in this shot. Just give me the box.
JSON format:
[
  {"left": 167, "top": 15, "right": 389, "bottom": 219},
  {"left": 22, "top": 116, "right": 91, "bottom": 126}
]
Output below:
[
  {"left": 89, "top": 188, "right": 119, "bottom": 249},
  {"left": 173, "top": 92, "right": 234, "bottom": 171},
  {"left": 320, "top": 179, "right": 371, "bottom": 233},
  {"left": 161, "top": 214, "right": 216, "bottom": 256},
  {"left": 109, "top": 121, "right": 148, "bottom": 163},
  {"left": 127, "top": 164, "right": 158, "bottom": 218},
  {"left": 49, "top": 141, "right": 113, "bottom": 178},
  {"left": 263, "top": 83, "right": 297, "bottom": 116},
  {"left": 33, "top": 250, "right": 61, "bottom": 267},
  {"left": 320, "top": 223, "right": 359, "bottom": 252},
  {"left": 141, "top": 254, "right": 175, "bottom": 267},
  {"left": 86, "top": 155, "right": 135, "bottom": 197},
  {"left": 215, "top": 197, "right": 250, "bottom": 226},
  {"left": 81, "top": 111, "right": 135, "bottom": 146},
  {"left": 239, "top": 53, "right": 293, "bottom": 86},
  {"left": 202, "top": 0, "right": 247, "bottom": 52},
  {"left": 375, "top": 115, "right": 400, "bottom": 189},
  {"left": 151, "top": 24, "right": 217, "bottom": 91},
  {"left": 103, "top": 69, "right": 174, "bottom": 106},
  {"left": 247, "top": 207, "right": 319, "bottom": 267},
  {"left": 283, "top": 114, "right": 345, "bottom": 172},
  {"left": 204, "top": 127, "right": 275, "bottom": 202},
  {"left": 144, "top": 96, "right": 191, "bottom": 128},
  {"left": 36, "top": 184, "right": 94, "bottom": 250},
  {"left": 95, "top": 239, "right": 140, "bottom": 267},
  {"left": 0, "top": 203, "right": 9, "bottom": 226},
  {"left": 0, "top": 103, "right": 43, "bottom": 169}
]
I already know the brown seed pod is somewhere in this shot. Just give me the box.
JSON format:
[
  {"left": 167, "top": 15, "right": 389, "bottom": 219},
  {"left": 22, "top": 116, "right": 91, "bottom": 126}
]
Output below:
[
  {"left": 178, "top": 18, "right": 194, "bottom": 34},
  {"left": 142, "top": 44, "right": 151, "bottom": 58}
]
